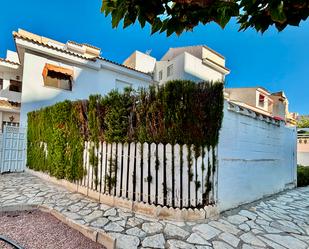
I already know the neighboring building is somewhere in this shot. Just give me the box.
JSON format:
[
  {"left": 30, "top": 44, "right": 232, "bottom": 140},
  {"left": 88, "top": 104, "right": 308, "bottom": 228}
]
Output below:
[
  {"left": 225, "top": 87, "right": 297, "bottom": 126},
  {"left": 297, "top": 128, "right": 309, "bottom": 166},
  {"left": 0, "top": 50, "right": 22, "bottom": 130},
  {"left": 124, "top": 45, "right": 230, "bottom": 85},
  {"left": 12, "top": 29, "right": 154, "bottom": 125}
]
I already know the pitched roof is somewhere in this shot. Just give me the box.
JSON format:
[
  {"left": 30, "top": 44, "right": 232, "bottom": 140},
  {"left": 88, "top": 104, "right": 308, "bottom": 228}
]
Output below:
[
  {"left": 0, "top": 57, "right": 20, "bottom": 66},
  {"left": 13, "top": 30, "right": 151, "bottom": 77},
  {"left": 0, "top": 99, "right": 20, "bottom": 110}
]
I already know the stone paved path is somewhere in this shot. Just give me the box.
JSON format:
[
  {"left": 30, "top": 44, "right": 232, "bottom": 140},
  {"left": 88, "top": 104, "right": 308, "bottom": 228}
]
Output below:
[{"left": 1, "top": 173, "right": 309, "bottom": 249}]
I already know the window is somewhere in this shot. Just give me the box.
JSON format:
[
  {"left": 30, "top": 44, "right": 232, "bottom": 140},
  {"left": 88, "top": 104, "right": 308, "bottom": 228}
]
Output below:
[
  {"left": 2, "top": 121, "right": 19, "bottom": 132},
  {"left": 159, "top": 70, "right": 163, "bottom": 81},
  {"left": 258, "top": 94, "right": 265, "bottom": 108},
  {"left": 42, "top": 64, "right": 73, "bottom": 91},
  {"left": 0, "top": 79, "right": 3, "bottom": 90},
  {"left": 9, "top": 80, "right": 22, "bottom": 92},
  {"left": 167, "top": 64, "right": 173, "bottom": 77}
]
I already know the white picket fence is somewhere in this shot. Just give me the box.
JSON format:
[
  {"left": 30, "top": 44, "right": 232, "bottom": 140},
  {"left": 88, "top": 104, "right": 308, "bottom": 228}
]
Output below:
[
  {"left": 0, "top": 125, "right": 26, "bottom": 174},
  {"left": 79, "top": 142, "right": 217, "bottom": 208}
]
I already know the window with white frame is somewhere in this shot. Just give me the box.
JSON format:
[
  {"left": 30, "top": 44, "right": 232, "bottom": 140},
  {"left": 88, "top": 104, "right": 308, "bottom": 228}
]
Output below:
[
  {"left": 42, "top": 64, "right": 73, "bottom": 91},
  {"left": 167, "top": 64, "right": 173, "bottom": 77}
]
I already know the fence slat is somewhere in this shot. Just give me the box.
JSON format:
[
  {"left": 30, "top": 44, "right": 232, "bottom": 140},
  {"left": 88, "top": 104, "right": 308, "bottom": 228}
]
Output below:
[
  {"left": 174, "top": 144, "right": 181, "bottom": 208},
  {"left": 111, "top": 142, "right": 117, "bottom": 195},
  {"left": 106, "top": 143, "right": 112, "bottom": 194},
  {"left": 150, "top": 143, "right": 157, "bottom": 204},
  {"left": 209, "top": 146, "right": 214, "bottom": 203},
  {"left": 196, "top": 146, "right": 203, "bottom": 206},
  {"left": 135, "top": 143, "right": 142, "bottom": 202},
  {"left": 128, "top": 142, "right": 135, "bottom": 200},
  {"left": 182, "top": 145, "right": 189, "bottom": 208},
  {"left": 97, "top": 143, "right": 101, "bottom": 192},
  {"left": 122, "top": 143, "right": 129, "bottom": 198},
  {"left": 116, "top": 143, "right": 123, "bottom": 197},
  {"left": 190, "top": 145, "right": 196, "bottom": 206},
  {"left": 165, "top": 144, "right": 173, "bottom": 207},
  {"left": 82, "top": 141, "right": 87, "bottom": 186},
  {"left": 157, "top": 143, "right": 165, "bottom": 205},
  {"left": 202, "top": 146, "right": 209, "bottom": 204},
  {"left": 143, "top": 143, "right": 149, "bottom": 203},
  {"left": 101, "top": 142, "right": 107, "bottom": 193}
]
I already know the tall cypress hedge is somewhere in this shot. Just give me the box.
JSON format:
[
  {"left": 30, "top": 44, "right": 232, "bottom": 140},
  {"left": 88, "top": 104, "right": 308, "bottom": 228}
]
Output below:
[{"left": 27, "top": 80, "right": 224, "bottom": 181}]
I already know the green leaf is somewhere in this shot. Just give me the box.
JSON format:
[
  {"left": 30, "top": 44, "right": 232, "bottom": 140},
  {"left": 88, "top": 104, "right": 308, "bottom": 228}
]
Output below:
[{"left": 270, "top": 1, "right": 287, "bottom": 23}]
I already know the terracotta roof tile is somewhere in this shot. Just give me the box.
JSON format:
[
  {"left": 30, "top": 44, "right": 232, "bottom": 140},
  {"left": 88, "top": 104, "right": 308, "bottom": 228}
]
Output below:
[
  {"left": 14, "top": 32, "right": 151, "bottom": 77},
  {"left": 0, "top": 57, "right": 20, "bottom": 66},
  {"left": 0, "top": 99, "right": 20, "bottom": 109}
]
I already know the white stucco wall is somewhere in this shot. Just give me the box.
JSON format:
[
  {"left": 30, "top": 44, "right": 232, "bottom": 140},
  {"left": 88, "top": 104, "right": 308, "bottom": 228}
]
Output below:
[
  {"left": 298, "top": 152, "right": 309, "bottom": 166},
  {"left": 20, "top": 51, "right": 153, "bottom": 125},
  {"left": 156, "top": 52, "right": 225, "bottom": 85},
  {"left": 217, "top": 102, "right": 297, "bottom": 211},
  {"left": 184, "top": 52, "right": 224, "bottom": 83}
]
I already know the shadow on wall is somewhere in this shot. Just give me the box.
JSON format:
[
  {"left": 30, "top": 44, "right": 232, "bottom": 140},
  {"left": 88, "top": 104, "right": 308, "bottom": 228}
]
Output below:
[{"left": 20, "top": 58, "right": 152, "bottom": 126}]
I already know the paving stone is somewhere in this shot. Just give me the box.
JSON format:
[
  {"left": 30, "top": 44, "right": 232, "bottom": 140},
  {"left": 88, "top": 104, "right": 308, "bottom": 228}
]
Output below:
[
  {"left": 257, "top": 236, "right": 286, "bottom": 249},
  {"left": 77, "top": 208, "right": 92, "bottom": 216},
  {"left": 142, "top": 234, "right": 165, "bottom": 248},
  {"left": 127, "top": 217, "right": 144, "bottom": 227},
  {"left": 219, "top": 232, "right": 240, "bottom": 247},
  {"left": 192, "top": 224, "right": 221, "bottom": 240},
  {"left": 104, "top": 222, "right": 125, "bottom": 232},
  {"left": 62, "top": 211, "right": 81, "bottom": 220},
  {"left": 263, "top": 234, "right": 307, "bottom": 249},
  {"left": 239, "top": 210, "right": 257, "bottom": 220},
  {"left": 164, "top": 223, "right": 190, "bottom": 239},
  {"left": 109, "top": 233, "right": 140, "bottom": 249},
  {"left": 84, "top": 210, "right": 104, "bottom": 223},
  {"left": 90, "top": 217, "right": 109, "bottom": 228},
  {"left": 241, "top": 244, "right": 262, "bottom": 249},
  {"left": 195, "top": 246, "right": 212, "bottom": 249},
  {"left": 239, "top": 223, "right": 251, "bottom": 232},
  {"left": 115, "top": 219, "right": 126, "bottom": 227},
  {"left": 240, "top": 232, "right": 265, "bottom": 247},
  {"left": 227, "top": 214, "right": 248, "bottom": 225},
  {"left": 142, "top": 222, "right": 163, "bottom": 234},
  {"left": 186, "top": 233, "right": 211, "bottom": 246},
  {"left": 212, "top": 241, "right": 234, "bottom": 249},
  {"left": 208, "top": 221, "right": 240, "bottom": 235},
  {"left": 104, "top": 208, "right": 117, "bottom": 217},
  {"left": 126, "top": 227, "right": 147, "bottom": 238},
  {"left": 270, "top": 221, "right": 302, "bottom": 234},
  {"left": 167, "top": 239, "right": 195, "bottom": 249}
]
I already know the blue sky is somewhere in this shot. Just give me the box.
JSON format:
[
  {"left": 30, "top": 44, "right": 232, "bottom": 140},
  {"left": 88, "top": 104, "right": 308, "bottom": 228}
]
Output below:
[{"left": 1, "top": 0, "right": 308, "bottom": 114}]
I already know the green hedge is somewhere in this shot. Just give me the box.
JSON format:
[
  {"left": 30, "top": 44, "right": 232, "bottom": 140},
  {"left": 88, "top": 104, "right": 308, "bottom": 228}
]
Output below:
[
  {"left": 297, "top": 165, "right": 309, "bottom": 187},
  {"left": 27, "top": 80, "right": 224, "bottom": 181}
]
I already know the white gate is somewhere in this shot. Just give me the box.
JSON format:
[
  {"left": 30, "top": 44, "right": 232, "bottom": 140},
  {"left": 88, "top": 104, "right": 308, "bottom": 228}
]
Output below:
[{"left": 0, "top": 125, "right": 26, "bottom": 174}]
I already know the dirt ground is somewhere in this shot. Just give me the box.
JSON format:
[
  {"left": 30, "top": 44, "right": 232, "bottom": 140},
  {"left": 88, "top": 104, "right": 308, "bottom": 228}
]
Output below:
[{"left": 0, "top": 210, "right": 105, "bottom": 249}]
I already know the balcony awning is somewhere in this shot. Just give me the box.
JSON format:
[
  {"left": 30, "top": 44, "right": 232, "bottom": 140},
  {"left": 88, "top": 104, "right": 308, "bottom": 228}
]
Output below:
[{"left": 42, "top": 63, "right": 74, "bottom": 78}]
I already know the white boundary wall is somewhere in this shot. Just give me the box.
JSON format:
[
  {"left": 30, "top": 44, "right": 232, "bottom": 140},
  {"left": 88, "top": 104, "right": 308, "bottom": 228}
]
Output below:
[{"left": 217, "top": 101, "right": 297, "bottom": 211}]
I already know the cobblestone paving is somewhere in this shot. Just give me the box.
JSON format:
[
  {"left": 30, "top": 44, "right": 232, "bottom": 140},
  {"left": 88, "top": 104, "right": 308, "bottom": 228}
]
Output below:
[{"left": 1, "top": 173, "right": 309, "bottom": 249}]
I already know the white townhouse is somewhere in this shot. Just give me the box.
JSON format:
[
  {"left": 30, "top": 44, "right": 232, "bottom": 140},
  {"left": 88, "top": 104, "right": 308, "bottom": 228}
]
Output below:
[
  {"left": 12, "top": 29, "right": 154, "bottom": 125},
  {"left": 1, "top": 29, "right": 232, "bottom": 127},
  {"left": 124, "top": 45, "right": 230, "bottom": 85},
  {"left": 0, "top": 50, "right": 23, "bottom": 130}
]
